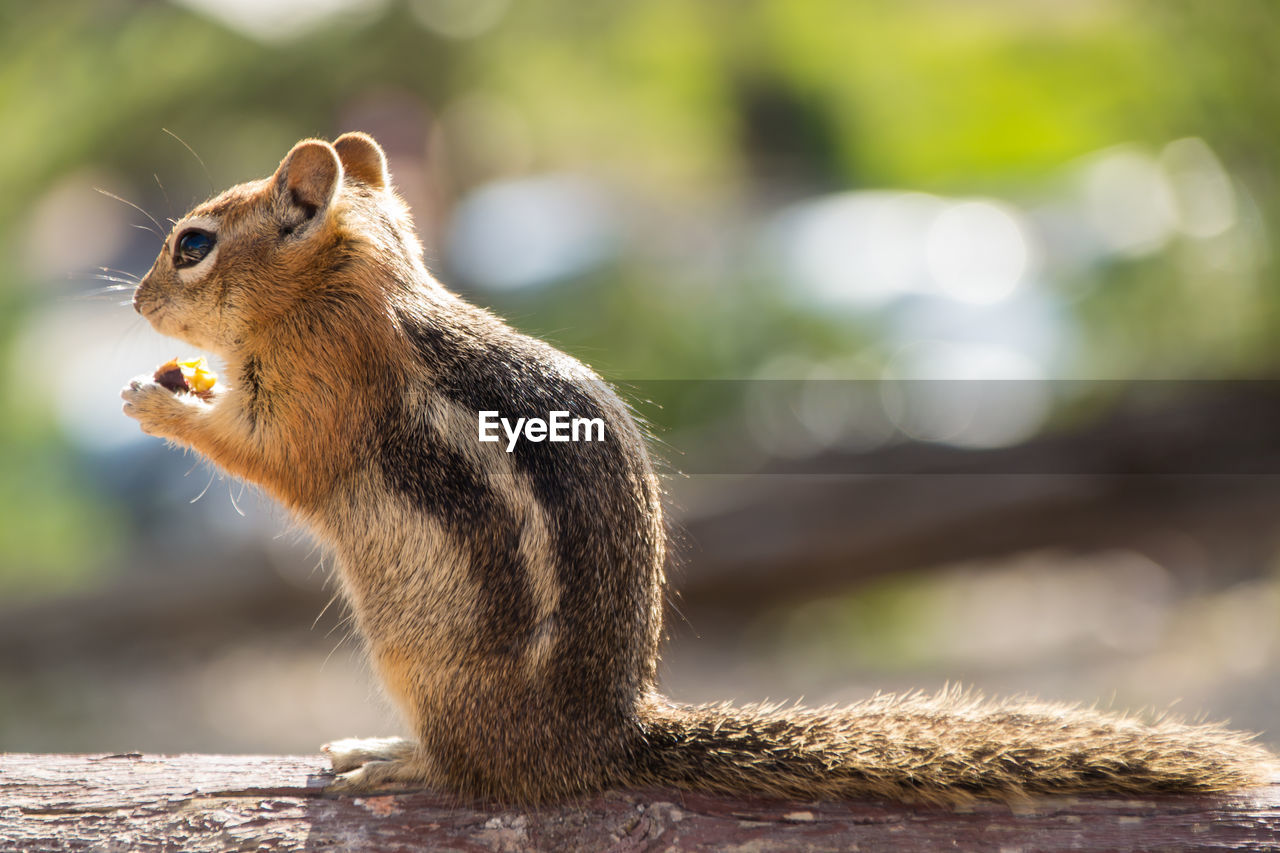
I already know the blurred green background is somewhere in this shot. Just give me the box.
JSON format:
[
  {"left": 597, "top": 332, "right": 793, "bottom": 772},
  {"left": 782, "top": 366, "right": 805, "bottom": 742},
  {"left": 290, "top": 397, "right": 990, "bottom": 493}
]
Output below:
[{"left": 1, "top": 0, "right": 1278, "bottom": 754}]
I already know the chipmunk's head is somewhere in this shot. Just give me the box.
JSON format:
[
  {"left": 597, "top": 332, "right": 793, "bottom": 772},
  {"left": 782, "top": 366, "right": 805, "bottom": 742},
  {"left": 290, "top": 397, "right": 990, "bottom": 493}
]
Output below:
[{"left": 134, "top": 132, "right": 416, "bottom": 353}]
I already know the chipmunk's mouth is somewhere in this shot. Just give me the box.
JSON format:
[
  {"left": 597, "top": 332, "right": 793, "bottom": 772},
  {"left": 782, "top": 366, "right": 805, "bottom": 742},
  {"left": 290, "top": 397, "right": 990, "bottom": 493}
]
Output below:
[
  {"left": 134, "top": 299, "right": 171, "bottom": 336},
  {"left": 132, "top": 293, "right": 187, "bottom": 345}
]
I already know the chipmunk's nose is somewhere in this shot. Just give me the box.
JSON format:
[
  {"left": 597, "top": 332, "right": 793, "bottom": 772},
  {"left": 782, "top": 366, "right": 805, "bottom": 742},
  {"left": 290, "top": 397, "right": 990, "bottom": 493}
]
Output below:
[
  {"left": 132, "top": 274, "right": 156, "bottom": 316},
  {"left": 132, "top": 262, "right": 160, "bottom": 315}
]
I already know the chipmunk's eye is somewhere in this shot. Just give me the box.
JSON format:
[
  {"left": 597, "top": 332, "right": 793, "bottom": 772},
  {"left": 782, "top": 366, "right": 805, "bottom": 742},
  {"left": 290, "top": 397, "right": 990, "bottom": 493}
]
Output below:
[{"left": 173, "top": 229, "right": 216, "bottom": 269}]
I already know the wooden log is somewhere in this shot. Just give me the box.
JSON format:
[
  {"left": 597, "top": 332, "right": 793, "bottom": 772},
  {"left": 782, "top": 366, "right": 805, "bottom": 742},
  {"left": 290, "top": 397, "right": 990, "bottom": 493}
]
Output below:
[{"left": 2, "top": 753, "right": 1278, "bottom": 852}]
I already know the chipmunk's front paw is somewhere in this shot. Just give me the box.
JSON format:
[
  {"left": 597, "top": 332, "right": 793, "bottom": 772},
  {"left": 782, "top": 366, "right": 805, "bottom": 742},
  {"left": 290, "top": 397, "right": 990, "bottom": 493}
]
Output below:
[
  {"left": 322, "top": 737, "right": 435, "bottom": 793},
  {"left": 121, "top": 376, "right": 201, "bottom": 438}
]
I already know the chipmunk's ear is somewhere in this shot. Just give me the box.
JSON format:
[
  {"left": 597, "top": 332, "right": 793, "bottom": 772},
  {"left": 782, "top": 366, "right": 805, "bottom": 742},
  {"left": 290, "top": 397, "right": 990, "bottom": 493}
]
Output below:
[
  {"left": 273, "top": 139, "right": 343, "bottom": 223},
  {"left": 333, "top": 132, "right": 389, "bottom": 190}
]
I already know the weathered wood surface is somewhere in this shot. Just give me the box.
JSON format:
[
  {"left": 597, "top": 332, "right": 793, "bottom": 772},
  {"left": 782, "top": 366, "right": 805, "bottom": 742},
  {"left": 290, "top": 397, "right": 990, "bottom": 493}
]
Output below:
[{"left": 1, "top": 754, "right": 1278, "bottom": 852}]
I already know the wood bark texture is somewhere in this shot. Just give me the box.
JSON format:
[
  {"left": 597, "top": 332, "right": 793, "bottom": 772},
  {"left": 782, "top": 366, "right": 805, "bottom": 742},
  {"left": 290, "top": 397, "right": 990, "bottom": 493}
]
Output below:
[{"left": 2, "top": 753, "right": 1278, "bottom": 852}]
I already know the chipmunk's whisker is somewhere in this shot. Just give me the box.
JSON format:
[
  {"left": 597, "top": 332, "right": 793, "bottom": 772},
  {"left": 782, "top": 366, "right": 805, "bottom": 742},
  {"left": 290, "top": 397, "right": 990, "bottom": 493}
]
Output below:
[
  {"left": 95, "top": 187, "right": 165, "bottom": 238},
  {"left": 99, "top": 265, "right": 141, "bottom": 282},
  {"left": 85, "top": 274, "right": 137, "bottom": 286},
  {"left": 163, "top": 127, "right": 215, "bottom": 195}
]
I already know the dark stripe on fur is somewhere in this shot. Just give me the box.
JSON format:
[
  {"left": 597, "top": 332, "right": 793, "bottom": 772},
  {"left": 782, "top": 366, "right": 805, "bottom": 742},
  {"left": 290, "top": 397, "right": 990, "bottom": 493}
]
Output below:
[
  {"left": 240, "top": 355, "right": 263, "bottom": 429},
  {"left": 377, "top": 408, "right": 535, "bottom": 657}
]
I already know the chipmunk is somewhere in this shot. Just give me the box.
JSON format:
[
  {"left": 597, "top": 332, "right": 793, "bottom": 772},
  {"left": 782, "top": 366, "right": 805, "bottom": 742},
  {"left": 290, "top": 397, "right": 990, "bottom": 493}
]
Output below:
[{"left": 122, "top": 132, "right": 1273, "bottom": 805}]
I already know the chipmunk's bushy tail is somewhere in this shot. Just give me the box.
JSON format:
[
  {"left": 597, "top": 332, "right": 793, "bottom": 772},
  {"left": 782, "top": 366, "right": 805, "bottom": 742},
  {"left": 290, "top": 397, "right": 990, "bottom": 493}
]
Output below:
[{"left": 631, "top": 687, "right": 1273, "bottom": 803}]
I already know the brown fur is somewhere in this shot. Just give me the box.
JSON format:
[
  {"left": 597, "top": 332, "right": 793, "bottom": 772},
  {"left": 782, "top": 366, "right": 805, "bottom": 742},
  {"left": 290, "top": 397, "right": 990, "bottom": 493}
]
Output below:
[{"left": 123, "top": 133, "right": 1275, "bottom": 805}]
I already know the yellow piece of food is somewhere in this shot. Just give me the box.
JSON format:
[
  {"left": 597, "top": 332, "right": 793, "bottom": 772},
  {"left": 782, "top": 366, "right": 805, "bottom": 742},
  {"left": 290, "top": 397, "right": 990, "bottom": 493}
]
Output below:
[
  {"left": 155, "top": 356, "right": 218, "bottom": 396},
  {"left": 177, "top": 357, "right": 218, "bottom": 394}
]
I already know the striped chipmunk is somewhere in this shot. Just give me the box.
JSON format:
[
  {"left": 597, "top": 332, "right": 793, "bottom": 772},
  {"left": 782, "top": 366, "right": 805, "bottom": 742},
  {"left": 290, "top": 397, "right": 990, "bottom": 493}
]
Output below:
[{"left": 122, "top": 133, "right": 1273, "bottom": 805}]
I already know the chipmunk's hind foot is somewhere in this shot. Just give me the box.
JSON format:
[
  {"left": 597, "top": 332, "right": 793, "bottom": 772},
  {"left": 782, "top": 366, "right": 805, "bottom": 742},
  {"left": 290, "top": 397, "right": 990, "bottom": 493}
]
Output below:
[{"left": 322, "top": 736, "right": 437, "bottom": 792}]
